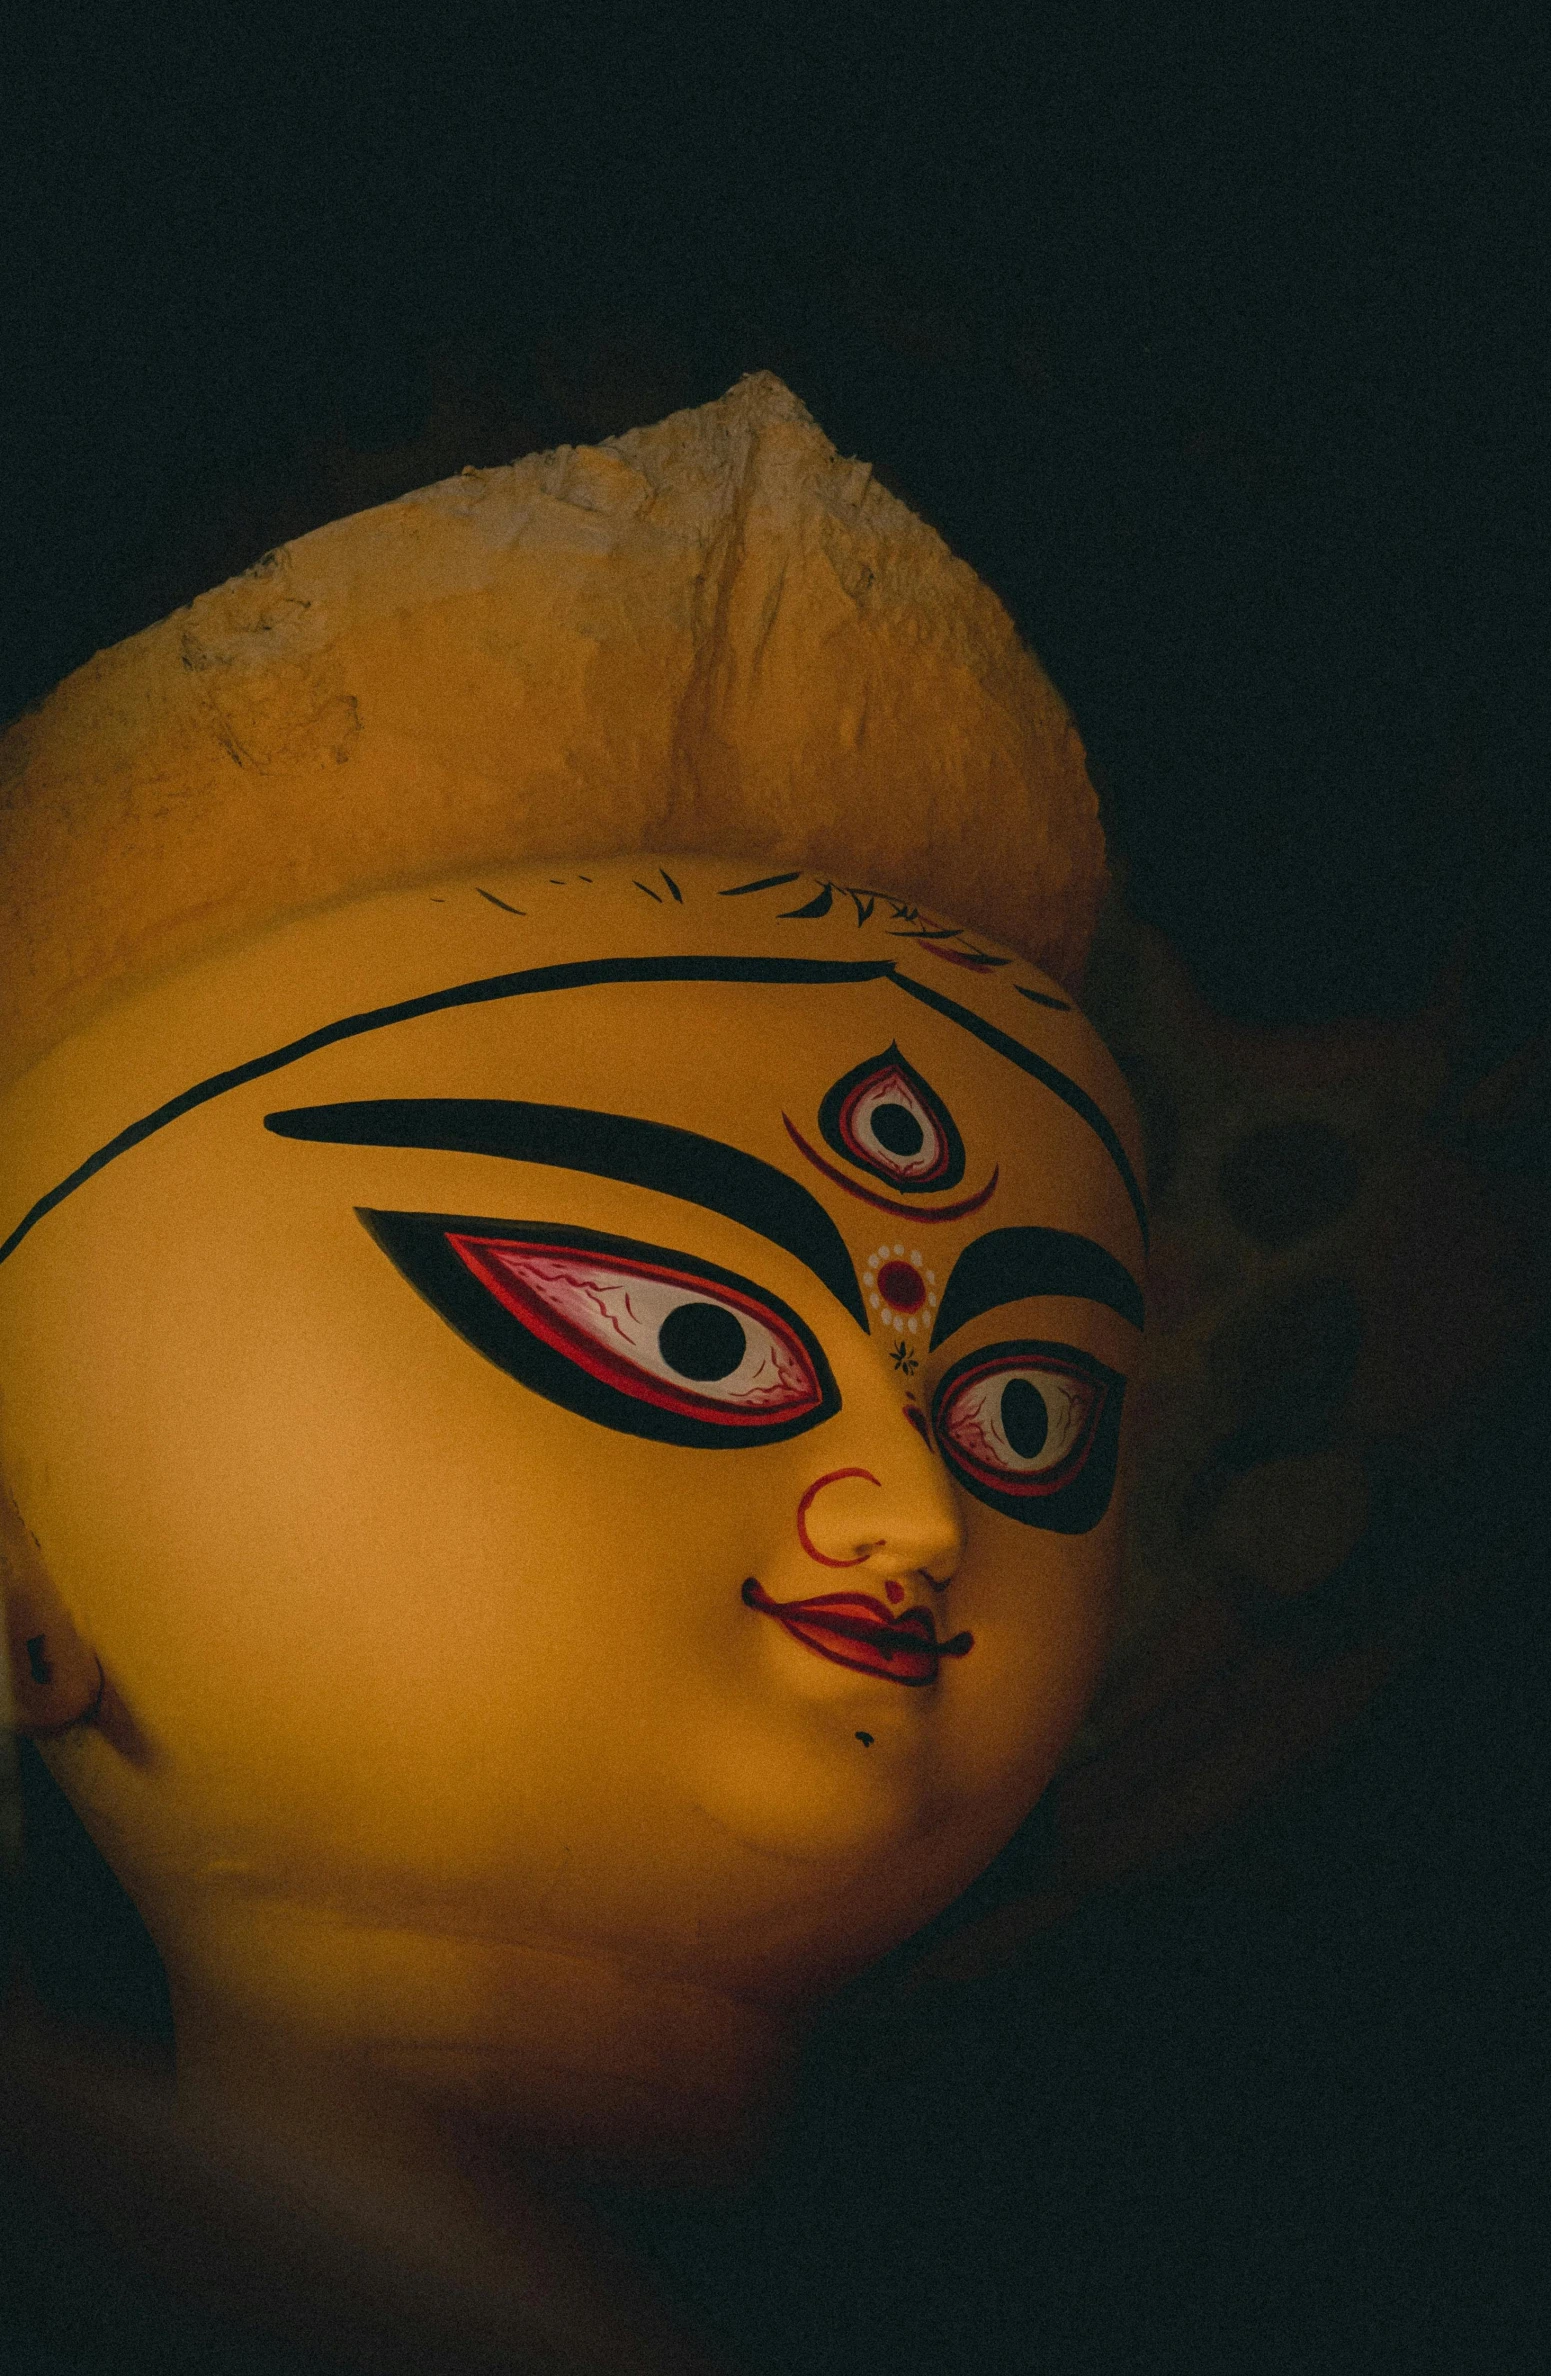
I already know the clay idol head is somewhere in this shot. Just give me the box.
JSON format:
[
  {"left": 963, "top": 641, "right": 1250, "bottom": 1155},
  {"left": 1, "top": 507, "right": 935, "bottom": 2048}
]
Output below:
[{"left": 0, "top": 377, "right": 1144, "bottom": 2180}]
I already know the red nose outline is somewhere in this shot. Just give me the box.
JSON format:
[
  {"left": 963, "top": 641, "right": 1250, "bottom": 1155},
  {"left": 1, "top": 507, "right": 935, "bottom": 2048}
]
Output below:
[{"left": 796, "top": 1467, "right": 882, "bottom": 1567}]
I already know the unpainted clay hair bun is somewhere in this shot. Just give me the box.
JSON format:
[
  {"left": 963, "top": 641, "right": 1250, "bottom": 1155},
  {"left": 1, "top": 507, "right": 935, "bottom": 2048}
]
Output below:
[{"left": 0, "top": 371, "right": 1107, "bottom": 1093}]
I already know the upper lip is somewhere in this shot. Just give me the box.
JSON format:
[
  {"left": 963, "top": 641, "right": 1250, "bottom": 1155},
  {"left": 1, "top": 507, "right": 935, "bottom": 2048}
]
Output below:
[
  {"left": 740, "top": 1577, "right": 973, "bottom": 1666},
  {"left": 758, "top": 1588, "right": 938, "bottom": 1642}
]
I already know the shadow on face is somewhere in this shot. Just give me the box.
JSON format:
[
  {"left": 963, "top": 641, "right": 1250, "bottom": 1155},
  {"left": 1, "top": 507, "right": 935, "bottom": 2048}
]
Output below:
[{"left": 1, "top": 855, "right": 1146, "bottom": 2170}]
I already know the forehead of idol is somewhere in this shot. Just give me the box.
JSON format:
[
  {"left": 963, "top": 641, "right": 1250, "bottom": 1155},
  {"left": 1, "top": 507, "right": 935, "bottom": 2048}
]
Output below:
[{"left": 0, "top": 898, "right": 1147, "bottom": 1314}]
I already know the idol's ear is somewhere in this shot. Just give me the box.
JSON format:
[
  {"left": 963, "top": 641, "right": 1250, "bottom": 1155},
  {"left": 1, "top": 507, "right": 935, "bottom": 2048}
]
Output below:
[{"left": 1, "top": 1476, "right": 102, "bottom": 1736}]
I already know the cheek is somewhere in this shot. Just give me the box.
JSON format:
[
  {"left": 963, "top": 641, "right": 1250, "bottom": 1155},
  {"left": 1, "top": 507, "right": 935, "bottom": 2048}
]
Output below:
[
  {"left": 21, "top": 1208, "right": 757, "bottom": 1815},
  {"left": 945, "top": 1502, "right": 1122, "bottom": 1797}
]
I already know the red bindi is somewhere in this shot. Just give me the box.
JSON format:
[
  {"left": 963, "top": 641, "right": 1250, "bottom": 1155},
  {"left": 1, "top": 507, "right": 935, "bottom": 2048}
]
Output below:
[{"left": 876, "top": 1259, "right": 927, "bottom": 1313}]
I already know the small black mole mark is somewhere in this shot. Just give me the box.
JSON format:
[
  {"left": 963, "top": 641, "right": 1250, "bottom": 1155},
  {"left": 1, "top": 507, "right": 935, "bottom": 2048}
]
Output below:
[
  {"left": 855, "top": 1731, "right": 874, "bottom": 1747},
  {"left": 25, "top": 1633, "right": 52, "bottom": 1685}
]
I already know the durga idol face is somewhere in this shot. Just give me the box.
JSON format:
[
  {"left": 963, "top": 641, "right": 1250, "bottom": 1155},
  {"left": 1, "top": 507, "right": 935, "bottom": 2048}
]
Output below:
[{"left": 0, "top": 854, "right": 1146, "bottom": 2166}]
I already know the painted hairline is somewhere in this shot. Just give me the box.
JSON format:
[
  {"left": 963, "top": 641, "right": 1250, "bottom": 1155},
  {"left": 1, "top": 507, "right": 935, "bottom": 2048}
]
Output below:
[{"left": 0, "top": 954, "right": 1148, "bottom": 1270}]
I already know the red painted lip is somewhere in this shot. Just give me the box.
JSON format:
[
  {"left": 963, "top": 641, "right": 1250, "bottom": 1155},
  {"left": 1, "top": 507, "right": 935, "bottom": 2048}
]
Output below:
[{"left": 741, "top": 1577, "right": 973, "bottom": 1687}]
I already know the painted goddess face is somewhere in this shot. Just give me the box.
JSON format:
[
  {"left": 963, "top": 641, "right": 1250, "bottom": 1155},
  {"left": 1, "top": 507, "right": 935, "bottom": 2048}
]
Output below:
[{"left": 0, "top": 856, "right": 1145, "bottom": 2077}]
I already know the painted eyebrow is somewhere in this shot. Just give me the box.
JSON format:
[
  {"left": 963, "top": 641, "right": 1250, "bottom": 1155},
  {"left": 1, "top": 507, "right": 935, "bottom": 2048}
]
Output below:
[
  {"left": 930, "top": 1226, "right": 1145, "bottom": 1349},
  {"left": 262, "top": 1097, "right": 869, "bottom": 1329}
]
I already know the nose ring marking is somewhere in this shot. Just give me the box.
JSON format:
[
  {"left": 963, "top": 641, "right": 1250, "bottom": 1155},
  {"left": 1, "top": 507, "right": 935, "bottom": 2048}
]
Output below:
[{"left": 796, "top": 1467, "right": 882, "bottom": 1568}]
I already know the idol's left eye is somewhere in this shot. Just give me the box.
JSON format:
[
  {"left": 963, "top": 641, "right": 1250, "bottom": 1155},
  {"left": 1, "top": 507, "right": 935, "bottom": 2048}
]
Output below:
[
  {"left": 931, "top": 1339, "right": 1126, "bottom": 1534},
  {"left": 356, "top": 1210, "right": 840, "bottom": 1449}
]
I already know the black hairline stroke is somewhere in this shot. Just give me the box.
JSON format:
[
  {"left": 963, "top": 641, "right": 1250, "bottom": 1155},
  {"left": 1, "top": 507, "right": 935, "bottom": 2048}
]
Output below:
[
  {"left": 888, "top": 973, "right": 1147, "bottom": 1248},
  {"left": 0, "top": 954, "right": 1146, "bottom": 1267}
]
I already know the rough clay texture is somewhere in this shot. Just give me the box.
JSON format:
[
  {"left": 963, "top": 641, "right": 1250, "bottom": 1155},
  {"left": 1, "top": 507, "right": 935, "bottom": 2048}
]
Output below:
[{"left": 0, "top": 372, "right": 1106, "bottom": 1091}]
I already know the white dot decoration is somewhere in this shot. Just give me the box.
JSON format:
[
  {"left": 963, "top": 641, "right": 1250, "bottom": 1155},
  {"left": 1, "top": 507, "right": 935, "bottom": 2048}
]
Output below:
[{"left": 861, "top": 1244, "right": 936, "bottom": 1336}]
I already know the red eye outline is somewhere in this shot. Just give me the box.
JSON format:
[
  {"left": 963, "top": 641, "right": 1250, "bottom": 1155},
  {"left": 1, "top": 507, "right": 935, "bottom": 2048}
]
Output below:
[
  {"left": 447, "top": 1233, "right": 826, "bottom": 1428},
  {"left": 935, "top": 1349, "right": 1100, "bottom": 1495},
  {"left": 816, "top": 1043, "right": 967, "bottom": 1193},
  {"left": 841, "top": 1072, "right": 949, "bottom": 1183},
  {"left": 356, "top": 1210, "right": 844, "bottom": 1451},
  {"left": 930, "top": 1338, "right": 1126, "bottom": 1534}
]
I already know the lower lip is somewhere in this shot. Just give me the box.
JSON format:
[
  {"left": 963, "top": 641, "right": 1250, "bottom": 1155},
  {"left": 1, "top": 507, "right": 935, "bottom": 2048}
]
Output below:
[{"left": 741, "top": 1578, "right": 972, "bottom": 1687}]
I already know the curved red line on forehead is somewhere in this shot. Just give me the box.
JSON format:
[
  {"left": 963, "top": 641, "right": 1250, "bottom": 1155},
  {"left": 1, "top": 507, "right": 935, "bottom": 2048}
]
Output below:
[
  {"left": 781, "top": 1116, "right": 999, "bottom": 1222},
  {"left": 916, "top": 942, "right": 1005, "bottom": 973}
]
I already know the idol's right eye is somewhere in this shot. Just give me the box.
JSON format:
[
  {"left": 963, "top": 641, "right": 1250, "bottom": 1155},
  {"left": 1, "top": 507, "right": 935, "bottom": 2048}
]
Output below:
[{"left": 355, "top": 1210, "right": 841, "bottom": 1449}]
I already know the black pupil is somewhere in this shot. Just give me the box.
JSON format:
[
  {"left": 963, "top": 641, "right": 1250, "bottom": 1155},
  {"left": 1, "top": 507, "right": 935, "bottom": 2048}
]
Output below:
[
  {"left": 871, "top": 1101, "right": 925, "bottom": 1156},
  {"left": 1000, "top": 1377, "right": 1050, "bottom": 1458},
  {"left": 658, "top": 1301, "right": 748, "bottom": 1381}
]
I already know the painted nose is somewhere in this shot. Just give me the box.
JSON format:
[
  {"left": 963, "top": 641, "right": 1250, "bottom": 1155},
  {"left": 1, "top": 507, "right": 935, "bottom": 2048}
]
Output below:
[{"left": 795, "top": 1460, "right": 963, "bottom": 1590}]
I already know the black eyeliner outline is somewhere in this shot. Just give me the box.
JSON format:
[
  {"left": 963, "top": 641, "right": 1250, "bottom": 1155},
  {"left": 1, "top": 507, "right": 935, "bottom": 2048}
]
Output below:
[
  {"left": 356, "top": 1208, "right": 842, "bottom": 1451},
  {"left": 931, "top": 1227, "right": 1145, "bottom": 1348},
  {"left": 817, "top": 1042, "right": 967, "bottom": 1193},
  {"left": 265, "top": 1096, "right": 868, "bottom": 1329},
  {"left": 0, "top": 954, "right": 1146, "bottom": 1268},
  {"left": 930, "top": 1338, "right": 1126, "bottom": 1535}
]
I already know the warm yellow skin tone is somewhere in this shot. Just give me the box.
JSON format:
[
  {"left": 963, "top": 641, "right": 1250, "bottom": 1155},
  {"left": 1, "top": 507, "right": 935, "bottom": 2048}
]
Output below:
[{"left": 0, "top": 854, "right": 1144, "bottom": 2188}]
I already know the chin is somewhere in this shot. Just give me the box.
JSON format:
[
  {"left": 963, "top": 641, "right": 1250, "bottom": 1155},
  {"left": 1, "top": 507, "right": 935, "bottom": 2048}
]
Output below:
[{"left": 684, "top": 1709, "right": 959, "bottom": 1870}]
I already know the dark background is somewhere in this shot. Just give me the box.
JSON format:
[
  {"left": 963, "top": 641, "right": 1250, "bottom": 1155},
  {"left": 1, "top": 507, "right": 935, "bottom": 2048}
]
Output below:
[{"left": 2, "top": 6, "right": 1547, "bottom": 2371}]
